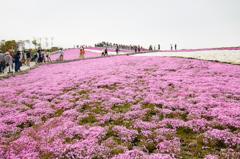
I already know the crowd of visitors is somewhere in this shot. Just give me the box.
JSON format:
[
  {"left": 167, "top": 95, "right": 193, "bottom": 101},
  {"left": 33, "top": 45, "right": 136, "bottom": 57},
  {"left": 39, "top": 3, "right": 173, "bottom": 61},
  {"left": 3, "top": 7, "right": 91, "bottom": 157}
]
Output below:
[
  {"left": 95, "top": 41, "right": 143, "bottom": 51},
  {"left": 33, "top": 50, "right": 52, "bottom": 64},
  {"left": 0, "top": 49, "right": 26, "bottom": 74},
  {"left": 0, "top": 49, "right": 53, "bottom": 74},
  {"left": 33, "top": 49, "right": 52, "bottom": 64}
]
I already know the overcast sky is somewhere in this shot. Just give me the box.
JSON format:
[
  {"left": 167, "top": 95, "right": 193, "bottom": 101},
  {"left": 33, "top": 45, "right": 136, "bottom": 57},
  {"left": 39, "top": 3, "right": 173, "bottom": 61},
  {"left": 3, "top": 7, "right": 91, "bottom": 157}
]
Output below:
[{"left": 0, "top": 0, "right": 240, "bottom": 50}]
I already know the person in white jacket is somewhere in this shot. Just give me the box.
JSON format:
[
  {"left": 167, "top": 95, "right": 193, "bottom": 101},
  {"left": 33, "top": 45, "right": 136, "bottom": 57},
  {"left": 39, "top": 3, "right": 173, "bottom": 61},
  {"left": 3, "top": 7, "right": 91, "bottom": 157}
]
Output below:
[{"left": 4, "top": 52, "right": 13, "bottom": 74}]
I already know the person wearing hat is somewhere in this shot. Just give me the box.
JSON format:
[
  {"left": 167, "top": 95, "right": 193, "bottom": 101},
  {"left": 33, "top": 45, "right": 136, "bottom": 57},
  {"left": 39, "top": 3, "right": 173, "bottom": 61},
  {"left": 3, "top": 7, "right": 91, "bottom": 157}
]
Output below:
[
  {"left": 4, "top": 52, "right": 13, "bottom": 74},
  {"left": 0, "top": 50, "right": 5, "bottom": 73}
]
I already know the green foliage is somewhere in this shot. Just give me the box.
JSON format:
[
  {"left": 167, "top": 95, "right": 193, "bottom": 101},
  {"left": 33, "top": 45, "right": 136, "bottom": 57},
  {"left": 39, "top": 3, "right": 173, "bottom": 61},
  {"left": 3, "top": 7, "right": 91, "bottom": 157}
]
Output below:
[
  {"left": 51, "top": 47, "right": 60, "bottom": 52},
  {"left": 42, "top": 116, "right": 47, "bottom": 122},
  {"left": 55, "top": 109, "right": 64, "bottom": 117},
  {"left": 145, "top": 142, "right": 156, "bottom": 153},
  {"left": 111, "top": 147, "right": 124, "bottom": 156},
  {"left": 78, "top": 90, "right": 88, "bottom": 95},
  {"left": 114, "top": 117, "right": 123, "bottom": 125},
  {"left": 24, "top": 103, "right": 34, "bottom": 109},
  {"left": 79, "top": 114, "right": 98, "bottom": 125},
  {"left": 0, "top": 40, "right": 19, "bottom": 53},
  {"left": 177, "top": 127, "right": 194, "bottom": 135},
  {"left": 32, "top": 39, "right": 37, "bottom": 49}
]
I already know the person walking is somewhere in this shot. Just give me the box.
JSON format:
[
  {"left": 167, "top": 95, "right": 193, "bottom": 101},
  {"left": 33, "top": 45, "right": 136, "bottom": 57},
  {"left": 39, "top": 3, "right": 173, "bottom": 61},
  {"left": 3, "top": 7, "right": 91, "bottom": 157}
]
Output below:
[
  {"left": 37, "top": 50, "right": 42, "bottom": 63},
  {"left": 116, "top": 46, "right": 119, "bottom": 55},
  {"left": 26, "top": 50, "right": 31, "bottom": 66},
  {"left": 79, "top": 49, "right": 82, "bottom": 59},
  {"left": 42, "top": 50, "right": 46, "bottom": 63},
  {"left": 60, "top": 48, "right": 64, "bottom": 61},
  {"left": 4, "top": 52, "right": 13, "bottom": 74},
  {"left": 41, "top": 50, "right": 45, "bottom": 63},
  {"left": 158, "top": 44, "right": 160, "bottom": 50},
  {"left": 23, "top": 50, "right": 27, "bottom": 65},
  {"left": 34, "top": 51, "right": 39, "bottom": 64},
  {"left": 170, "top": 44, "right": 173, "bottom": 50},
  {"left": 105, "top": 48, "right": 108, "bottom": 56},
  {"left": 134, "top": 46, "right": 137, "bottom": 53},
  {"left": 175, "top": 44, "right": 177, "bottom": 50},
  {"left": 46, "top": 50, "right": 51, "bottom": 62},
  {"left": 101, "top": 48, "right": 105, "bottom": 56},
  {"left": 8, "top": 49, "right": 14, "bottom": 70},
  {"left": 81, "top": 48, "right": 85, "bottom": 59},
  {"left": 138, "top": 45, "right": 141, "bottom": 52},
  {"left": 0, "top": 50, "right": 5, "bottom": 73},
  {"left": 14, "top": 51, "right": 21, "bottom": 72}
]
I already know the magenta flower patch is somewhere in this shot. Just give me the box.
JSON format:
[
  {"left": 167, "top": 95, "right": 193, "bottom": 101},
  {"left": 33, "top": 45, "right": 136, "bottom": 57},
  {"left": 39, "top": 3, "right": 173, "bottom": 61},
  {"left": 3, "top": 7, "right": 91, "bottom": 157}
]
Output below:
[{"left": 0, "top": 55, "right": 240, "bottom": 158}]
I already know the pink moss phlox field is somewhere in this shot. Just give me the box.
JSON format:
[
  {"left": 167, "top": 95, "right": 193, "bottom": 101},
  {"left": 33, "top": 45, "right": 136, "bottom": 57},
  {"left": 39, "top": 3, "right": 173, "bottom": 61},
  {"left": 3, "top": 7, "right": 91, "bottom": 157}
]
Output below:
[{"left": 0, "top": 56, "right": 240, "bottom": 158}]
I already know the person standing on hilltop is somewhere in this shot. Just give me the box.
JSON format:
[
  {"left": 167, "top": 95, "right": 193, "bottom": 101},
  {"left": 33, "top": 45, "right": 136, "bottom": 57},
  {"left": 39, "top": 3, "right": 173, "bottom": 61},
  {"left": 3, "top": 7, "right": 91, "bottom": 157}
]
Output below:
[
  {"left": 158, "top": 44, "right": 160, "bottom": 50},
  {"left": 79, "top": 48, "right": 82, "bottom": 59},
  {"left": 170, "top": 44, "right": 173, "bottom": 50},
  {"left": 115, "top": 46, "right": 119, "bottom": 55},
  {"left": 105, "top": 48, "right": 108, "bottom": 56},
  {"left": 138, "top": 45, "right": 141, "bottom": 52},
  {"left": 81, "top": 48, "right": 85, "bottom": 59},
  {"left": 60, "top": 48, "right": 64, "bottom": 61},
  {"left": 175, "top": 44, "right": 177, "bottom": 50}
]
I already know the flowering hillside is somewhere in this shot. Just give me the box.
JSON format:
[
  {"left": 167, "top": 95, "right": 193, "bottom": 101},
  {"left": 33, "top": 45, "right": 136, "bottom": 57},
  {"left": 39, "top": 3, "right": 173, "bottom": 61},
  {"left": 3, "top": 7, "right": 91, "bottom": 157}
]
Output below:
[
  {"left": 51, "top": 49, "right": 101, "bottom": 60},
  {"left": 0, "top": 56, "right": 240, "bottom": 158},
  {"left": 50, "top": 48, "right": 136, "bottom": 61}
]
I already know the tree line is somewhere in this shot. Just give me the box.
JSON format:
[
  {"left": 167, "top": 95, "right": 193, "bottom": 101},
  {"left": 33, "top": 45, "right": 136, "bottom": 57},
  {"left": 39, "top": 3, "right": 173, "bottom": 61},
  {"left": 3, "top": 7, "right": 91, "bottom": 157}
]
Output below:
[{"left": 0, "top": 37, "right": 59, "bottom": 54}]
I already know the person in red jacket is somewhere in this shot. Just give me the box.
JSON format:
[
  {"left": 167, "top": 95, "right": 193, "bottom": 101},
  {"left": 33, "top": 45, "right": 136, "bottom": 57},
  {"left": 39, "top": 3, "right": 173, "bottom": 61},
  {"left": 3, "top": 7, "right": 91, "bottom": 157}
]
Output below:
[{"left": 81, "top": 48, "right": 85, "bottom": 59}]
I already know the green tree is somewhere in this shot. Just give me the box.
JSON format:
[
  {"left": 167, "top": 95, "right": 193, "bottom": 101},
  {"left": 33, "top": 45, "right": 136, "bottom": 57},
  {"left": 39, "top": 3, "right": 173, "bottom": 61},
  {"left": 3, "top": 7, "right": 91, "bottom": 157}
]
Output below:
[
  {"left": 45, "top": 37, "right": 49, "bottom": 49},
  {"left": 32, "top": 37, "right": 37, "bottom": 50},
  {"left": 0, "top": 40, "right": 19, "bottom": 53},
  {"left": 25, "top": 40, "right": 30, "bottom": 49},
  {"left": 18, "top": 40, "right": 25, "bottom": 50}
]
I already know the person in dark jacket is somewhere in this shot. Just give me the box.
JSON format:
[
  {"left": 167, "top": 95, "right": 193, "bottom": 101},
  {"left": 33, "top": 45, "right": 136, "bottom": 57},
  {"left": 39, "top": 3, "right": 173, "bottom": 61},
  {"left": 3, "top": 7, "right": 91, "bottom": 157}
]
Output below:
[
  {"left": 116, "top": 47, "right": 119, "bottom": 55},
  {"left": 105, "top": 48, "right": 108, "bottom": 56},
  {"left": 26, "top": 50, "right": 31, "bottom": 66},
  {"left": 14, "top": 51, "right": 21, "bottom": 72},
  {"left": 37, "top": 50, "right": 42, "bottom": 63}
]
